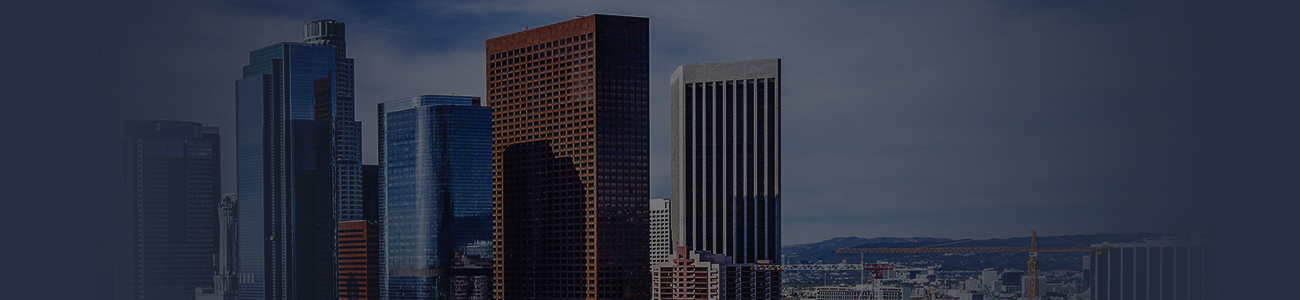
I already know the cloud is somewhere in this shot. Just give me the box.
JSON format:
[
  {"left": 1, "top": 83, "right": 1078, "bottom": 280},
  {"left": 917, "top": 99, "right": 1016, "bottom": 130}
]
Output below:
[{"left": 106, "top": 0, "right": 1212, "bottom": 244}]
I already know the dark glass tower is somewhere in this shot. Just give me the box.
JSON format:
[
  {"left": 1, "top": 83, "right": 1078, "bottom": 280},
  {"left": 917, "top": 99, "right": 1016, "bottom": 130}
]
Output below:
[
  {"left": 304, "top": 19, "right": 364, "bottom": 222},
  {"left": 669, "top": 59, "right": 782, "bottom": 265},
  {"left": 118, "top": 120, "right": 221, "bottom": 300},
  {"left": 236, "top": 19, "right": 359, "bottom": 300},
  {"left": 362, "top": 164, "right": 380, "bottom": 223},
  {"left": 486, "top": 14, "right": 651, "bottom": 300},
  {"left": 379, "top": 95, "right": 494, "bottom": 300}
]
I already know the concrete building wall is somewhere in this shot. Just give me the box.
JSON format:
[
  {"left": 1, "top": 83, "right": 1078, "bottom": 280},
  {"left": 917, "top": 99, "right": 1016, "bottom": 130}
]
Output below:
[{"left": 650, "top": 198, "right": 672, "bottom": 266}]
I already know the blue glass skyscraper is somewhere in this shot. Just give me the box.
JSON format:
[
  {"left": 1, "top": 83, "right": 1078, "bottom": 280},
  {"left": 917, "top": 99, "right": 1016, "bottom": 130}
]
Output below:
[
  {"left": 378, "top": 95, "right": 493, "bottom": 300},
  {"left": 236, "top": 19, "right": 360, "bottom": 300},
  {"left": 117, "top": 120, "right": 221, "bottom": 300}
]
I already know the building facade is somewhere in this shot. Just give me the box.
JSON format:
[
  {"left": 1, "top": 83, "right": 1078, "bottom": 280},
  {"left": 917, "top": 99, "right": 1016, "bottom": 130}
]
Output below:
[
  {"left": 486, "top": 14, "right": 651, "bottom": 299},
  {"left": 339, "top": 220, "right": 381, "bottom": 300},
  {"left": 236, "top": 19, "right": 359, "bottom": 300},
  {"left": 650, "top": 198, "right": 671, "bottom": 267},
  {"left": 814, "top": 285, "right": 911, "bottom": 300},
  {"left": 1087, "top": 236, "right": 1217, "bottom": 300},
  {"left": 980, "top": 269, "right": 997, "bottom": 291},
  {"left": 379, "top": 95, "right": 494, "bottom": 300},
  {"left": 118, "top": 120, "right": 221, "bottom": 300},
  {"left": 650, "top": 246, "right": 780, "bottom": 300},
  {"left": 669, "top": 59, "right": 782, "bottom": 265},
  {"left": 1000, "top": 270, "right": 1023, "bottom": 294}
]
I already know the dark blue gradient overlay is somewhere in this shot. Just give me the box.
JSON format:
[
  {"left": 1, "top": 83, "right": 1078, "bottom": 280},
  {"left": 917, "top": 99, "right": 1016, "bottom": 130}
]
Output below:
[{"left": 3, "top": 1, "right": 1298, "bottom": 299}]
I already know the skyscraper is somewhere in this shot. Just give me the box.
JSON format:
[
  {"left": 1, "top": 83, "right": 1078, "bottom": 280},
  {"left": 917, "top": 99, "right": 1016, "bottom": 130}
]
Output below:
[
  {"left": 118, "top": 120, "right": 221, "bottom": 300},
  {"left": 236, "top": 19, "right": 358, "bottom": 300},
  {"left": 486, "top": 14, "right": 651, "bottom": 300},
  {"left": 379, "top": 95, "right": 494, "bottom": 300},
  {"left": 1086, "top": 236, "right": 1218, "bottom": 300},
  {"left": 669, "top": 58, "right": 782, "bottom": 265},
  {"left": 304, "top": 19, "right": 365, "bottom": 222}
]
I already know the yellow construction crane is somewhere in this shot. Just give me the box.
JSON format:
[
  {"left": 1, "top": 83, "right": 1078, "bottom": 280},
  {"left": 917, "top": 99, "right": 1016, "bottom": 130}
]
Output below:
[{"left": 835, "top": 230, "right": 1113, "bottom": 300}]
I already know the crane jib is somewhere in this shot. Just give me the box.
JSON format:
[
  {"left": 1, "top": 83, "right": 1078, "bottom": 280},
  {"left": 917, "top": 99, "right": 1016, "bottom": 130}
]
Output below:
[{"left": 828, "top": 231, "right": 1115, "bottom": 300}]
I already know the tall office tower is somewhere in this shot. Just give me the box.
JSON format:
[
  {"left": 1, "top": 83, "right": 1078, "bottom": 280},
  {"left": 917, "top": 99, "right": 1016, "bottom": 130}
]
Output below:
[
  {"left": 486, "top": 14, "right": 651, "bottom": 300},
  {"left": 669, "top": 58, "right": 782, "bottom": 265},
  {"left": 303, "top": 19, "right": 364, "bottom": 223},
  {"left": 1087, "top": 237, "right": 1218, "bottom": 300},
  {"left": 379, "top": 95, "right": 494, "bottom": 300},
  {"left": 648, "top": 198, "right": 671, "bottom": 266},
  {"left": 339, "top": 220, "right": 380, "bottom": 300},
  {"left": 236, "top": 19, "right": 358, "bottom": 300},
  {"left": 197, "top": 194, "right": 239, "bottom": 300},
  {"left": 118, "top": 120, "right": 221, "bottom": 300}
]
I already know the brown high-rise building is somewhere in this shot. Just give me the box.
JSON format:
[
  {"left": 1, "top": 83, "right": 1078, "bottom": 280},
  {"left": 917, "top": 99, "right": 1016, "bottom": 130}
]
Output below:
[
  {"left": 339, "top": 220, "right": 380, "bottom": 300},
  {"left": 486, "top": 14, "right": 651, "bottom": 300}
]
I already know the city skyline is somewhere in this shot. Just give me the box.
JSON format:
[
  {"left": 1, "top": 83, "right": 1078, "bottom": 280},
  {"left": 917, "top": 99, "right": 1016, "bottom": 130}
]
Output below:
[
  {"left": 10, "top": 1, "right": 1299, "bottom": 299},
  {"left": 104, "top": 1, "right": 1211, "bottom": 244}
]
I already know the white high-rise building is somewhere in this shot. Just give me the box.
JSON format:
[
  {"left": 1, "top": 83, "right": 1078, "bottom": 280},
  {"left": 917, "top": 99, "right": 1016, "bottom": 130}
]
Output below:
[
  {"left": 981, "top": 268, "right": 998, "bottom": 290},
  {"left": 650, "top": 198, "right": 671, "bottom": 266},
  {"left": 670, "top": 58, "right": 782, "bottom": 265},
  {"left": 1087, "top": 236, "right": 1217, "bottom": 300}
]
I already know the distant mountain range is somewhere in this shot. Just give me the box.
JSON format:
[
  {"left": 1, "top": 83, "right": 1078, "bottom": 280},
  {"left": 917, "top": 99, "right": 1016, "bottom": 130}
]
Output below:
[{"left": 781, "top": 233, "right": 1177, "bottom": 271}]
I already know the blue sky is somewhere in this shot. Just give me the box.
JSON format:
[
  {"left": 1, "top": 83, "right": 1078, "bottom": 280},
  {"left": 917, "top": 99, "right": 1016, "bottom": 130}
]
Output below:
[{"left": 101, "top": 0, "right": 1212, "bottom": 244}]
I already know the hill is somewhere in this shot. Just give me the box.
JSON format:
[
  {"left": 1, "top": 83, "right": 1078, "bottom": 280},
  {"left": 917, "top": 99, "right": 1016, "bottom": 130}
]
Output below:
[{"left": 782, "top": 233, "right": 1175, "bottom": 271}]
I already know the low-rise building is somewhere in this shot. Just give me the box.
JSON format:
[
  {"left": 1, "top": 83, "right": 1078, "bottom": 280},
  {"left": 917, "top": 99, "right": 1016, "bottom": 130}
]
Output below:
[
  {"left": 815, "top": 284, "right": 911, "bottom": 300},
  {"left": 652, "top": 246, "right": 780, "bottom": 300}
]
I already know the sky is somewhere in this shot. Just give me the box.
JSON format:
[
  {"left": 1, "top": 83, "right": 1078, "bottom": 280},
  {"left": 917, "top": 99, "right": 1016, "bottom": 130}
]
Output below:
[{"left": 99, "top": 0, "right": 1214, "bottom": 244}]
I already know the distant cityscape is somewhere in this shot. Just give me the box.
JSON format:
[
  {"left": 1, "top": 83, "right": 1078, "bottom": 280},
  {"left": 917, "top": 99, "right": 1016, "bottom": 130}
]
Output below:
[{"left": 113, "top": 14, "right": 1218, "bottom": 300}]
